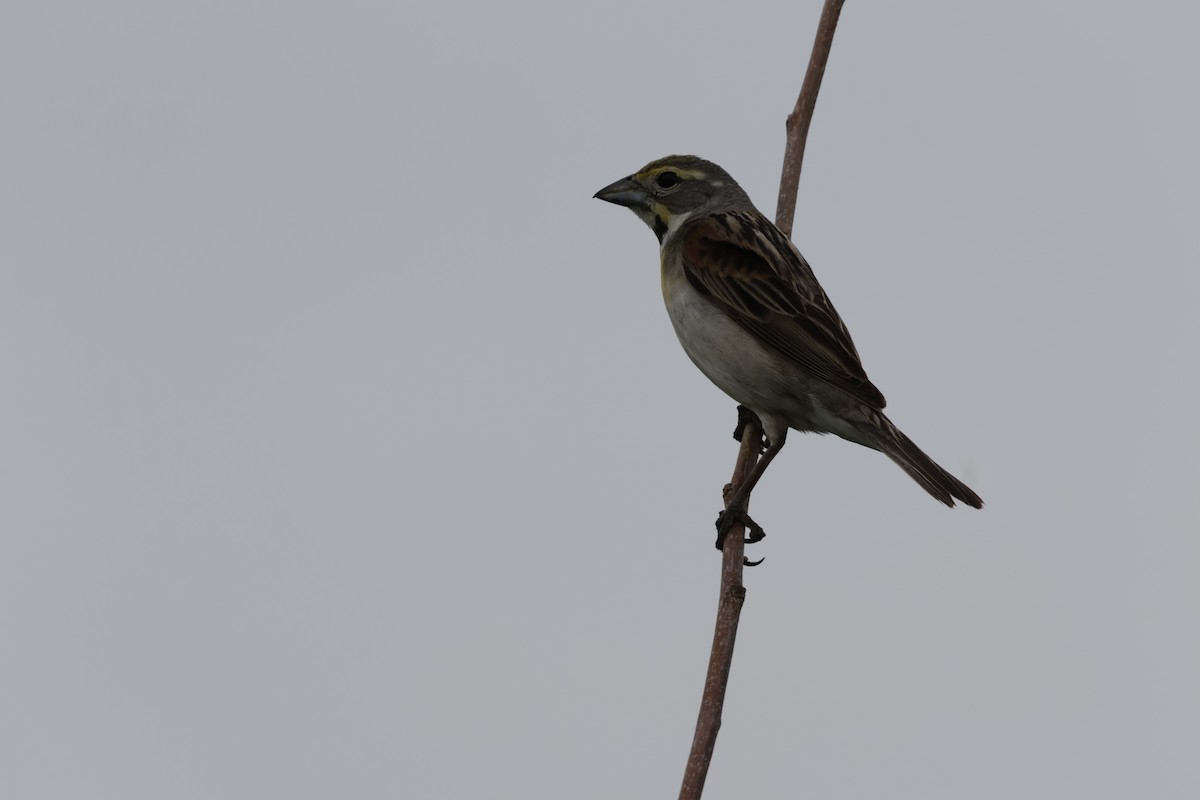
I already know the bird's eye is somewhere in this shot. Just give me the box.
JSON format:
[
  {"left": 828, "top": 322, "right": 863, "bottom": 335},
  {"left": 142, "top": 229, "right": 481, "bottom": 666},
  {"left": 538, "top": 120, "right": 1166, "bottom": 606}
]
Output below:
[{"left": 656, "top": 171, "right": 680, "bottom": 189}]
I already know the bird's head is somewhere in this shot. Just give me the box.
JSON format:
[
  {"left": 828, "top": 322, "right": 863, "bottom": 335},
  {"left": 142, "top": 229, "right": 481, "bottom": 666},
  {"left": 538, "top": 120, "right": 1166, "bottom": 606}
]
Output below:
[{"left": 594, "top": 155, "right": 751, "bottom": 243}]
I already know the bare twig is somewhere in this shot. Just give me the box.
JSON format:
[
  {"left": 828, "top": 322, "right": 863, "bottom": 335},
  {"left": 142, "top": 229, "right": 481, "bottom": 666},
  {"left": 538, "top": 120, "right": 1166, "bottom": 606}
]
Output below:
[
  {"left": 678, "top": 415, "right": 762, "bottom": 800},
  {"left": 678, "top": 2, "right": 846, "bottom": 797},
  {"left": 776, "top": 0, "right": 846, "bottom": 236}
]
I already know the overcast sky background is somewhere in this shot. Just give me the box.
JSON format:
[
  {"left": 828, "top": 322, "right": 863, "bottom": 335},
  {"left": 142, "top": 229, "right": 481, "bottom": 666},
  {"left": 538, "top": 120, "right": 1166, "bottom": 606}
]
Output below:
[{"left": 2, "top": 2, "right": 1198, "bottom": 798}]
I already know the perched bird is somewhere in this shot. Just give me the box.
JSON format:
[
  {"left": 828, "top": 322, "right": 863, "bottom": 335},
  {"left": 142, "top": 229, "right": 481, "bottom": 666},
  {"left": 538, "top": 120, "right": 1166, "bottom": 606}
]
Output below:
[{"left": 594, "top": 155, "right": 982, "bottom": 546}]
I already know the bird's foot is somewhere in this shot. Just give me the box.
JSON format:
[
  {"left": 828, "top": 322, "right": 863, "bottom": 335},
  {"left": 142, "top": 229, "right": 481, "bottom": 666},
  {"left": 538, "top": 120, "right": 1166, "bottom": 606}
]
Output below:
[
  {"left": 715, "top": 504, "right": 766, "bottom": 566},
  {"left": 732, "top": 406, "right": 769, "bottom": 454}
]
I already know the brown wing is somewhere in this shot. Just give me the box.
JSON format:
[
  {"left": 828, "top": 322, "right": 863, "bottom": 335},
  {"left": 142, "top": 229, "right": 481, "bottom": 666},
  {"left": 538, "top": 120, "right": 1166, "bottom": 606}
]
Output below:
[{"left": 678, "top": 211, "right": 887, "bottom": 410}]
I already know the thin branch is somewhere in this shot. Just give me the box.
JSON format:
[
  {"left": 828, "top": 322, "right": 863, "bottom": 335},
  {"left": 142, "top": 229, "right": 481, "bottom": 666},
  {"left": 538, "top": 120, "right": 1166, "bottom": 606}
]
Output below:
[
  {"left": 678, "top": 415, "right": 761, "bottom": 800},
  {"left": 776, "top": 0, "right": 846, "bottom": 236},
  {"left": 678, "top": 2, "right": 847, "bottom": 797}
]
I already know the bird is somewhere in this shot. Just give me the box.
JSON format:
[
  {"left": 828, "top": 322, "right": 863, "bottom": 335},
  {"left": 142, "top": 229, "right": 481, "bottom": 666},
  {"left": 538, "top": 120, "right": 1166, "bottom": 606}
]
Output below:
[{"left": 594, "top": 155, "right": 982, "bottom": 548}]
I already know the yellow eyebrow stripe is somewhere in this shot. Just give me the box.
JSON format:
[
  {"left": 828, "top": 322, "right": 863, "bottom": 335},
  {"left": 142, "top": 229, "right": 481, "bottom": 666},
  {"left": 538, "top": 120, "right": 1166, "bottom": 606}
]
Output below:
[{"left": 638, "top": 166, "right": 708, "bottom": 181}]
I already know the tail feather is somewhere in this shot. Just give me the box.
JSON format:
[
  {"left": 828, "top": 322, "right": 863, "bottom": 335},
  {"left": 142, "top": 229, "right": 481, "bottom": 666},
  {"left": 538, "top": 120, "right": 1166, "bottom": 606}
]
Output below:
[{"left": 863, "top": 417, "right": 983, "bottom": 509}]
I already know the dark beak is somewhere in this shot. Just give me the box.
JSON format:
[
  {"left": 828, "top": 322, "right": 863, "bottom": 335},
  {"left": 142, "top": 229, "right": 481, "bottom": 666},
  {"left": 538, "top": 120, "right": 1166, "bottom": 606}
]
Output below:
[{"left": 594, "top": 176, "right": 648, "bottom": 209}]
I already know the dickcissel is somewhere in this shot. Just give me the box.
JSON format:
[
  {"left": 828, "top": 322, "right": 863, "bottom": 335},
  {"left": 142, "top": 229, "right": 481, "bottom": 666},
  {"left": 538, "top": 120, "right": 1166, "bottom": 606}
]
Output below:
[{"left": 595, "top": 155, "right": 982, "bottom": 546}]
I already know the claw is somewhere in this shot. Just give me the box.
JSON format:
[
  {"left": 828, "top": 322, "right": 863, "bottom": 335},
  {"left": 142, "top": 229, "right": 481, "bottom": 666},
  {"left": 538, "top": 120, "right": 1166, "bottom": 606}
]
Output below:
[
  {"left": 715, "top": 508, "right": 738, "bottom": 550},
  {"left": 743, "top": 516, "right": 766, "bottom": 544},
  {"left": 714, "top": 505, "right": 767, "bottom": 551},
  {"left": 732, "top": 406, "right": 770, "bottom": 453},
  {"left": 743, "top": 556, "right": 765, "bottom": 567},
  {"left": 732, "top": 405, "right": 758, "bottom": 442}
]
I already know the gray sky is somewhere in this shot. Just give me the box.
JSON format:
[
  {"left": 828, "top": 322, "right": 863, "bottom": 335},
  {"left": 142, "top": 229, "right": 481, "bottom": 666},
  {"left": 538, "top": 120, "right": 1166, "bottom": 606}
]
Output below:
[{"left": 3, "top": 1, "right": 1197, "bottom": 798}]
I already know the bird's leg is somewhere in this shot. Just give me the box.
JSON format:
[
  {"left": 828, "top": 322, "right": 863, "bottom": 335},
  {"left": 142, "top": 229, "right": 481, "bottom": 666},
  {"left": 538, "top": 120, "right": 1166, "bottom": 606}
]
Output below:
[
  {"left": 727, "top": 427, "right": 786, "bottom": 509},
  {"left": 715, "top": 426, "right": 788, "bottom": 561}
]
